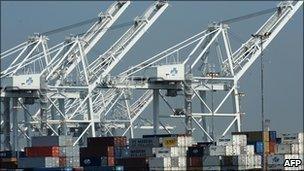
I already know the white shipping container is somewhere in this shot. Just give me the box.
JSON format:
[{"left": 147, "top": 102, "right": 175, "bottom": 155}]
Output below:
[
  {"left": 153, "top": 147, "right": 187, "bottom": 157},
  {"left": 226, "top": 145, "right": 241, "bottom": 156},
  {"left": 291, "top": 144, "right": 299, "bottom": 154},
  {"left": 281, "top": 133, "right": 298, "bottom": 144},
  {"left": 209, "top": 145, "right": 226, "bottom": 156},
  {"left": 277, "top": 144, "right": 292, "bottom": 154},
  {"left": 254, "top": 155, "right": 262, "bottom": 168},
  {"left": 232, "top": 135, "right": 247, "bottom": 146},
  {"left": 267, "top": 154, "right": 285, "bottom": 165},
  {"left": 299, "top": 143, "right": 303, "bottom": 154},
  {"left": 149, "top": 157, "right": 171, "bottom": 168},
  {"left": 171, "top": 157, "right": 186, "bottom": 168},
  {"left": 298, "top": 132, "right": 304, "bottom": 143},
  {"left": 246, "top": 145, "right": 255, "bottom": 155},
  {"left": 171, "top": 167, "right": 186, "bottom": 171}
]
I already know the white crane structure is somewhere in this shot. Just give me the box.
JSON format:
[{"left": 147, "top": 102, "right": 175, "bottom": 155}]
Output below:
[
  {"left": 97, "top": 0, "right": 302, "bottom": 141},
  {"left": 0, "top": 0, "right": 168, "bottom": 149},
  {"left": 0, "top": 1, "right": 302, "bottom": 150}
]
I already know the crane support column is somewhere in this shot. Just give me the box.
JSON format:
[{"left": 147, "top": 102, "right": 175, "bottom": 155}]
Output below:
[
  {"left": 153, "top": 89, "right": 159, "bottom": 135},
  {"left": 3, "top": 97, "right": 11, "bottom": 150},
  {"left": 184, "top": 74, "right": 193, "bottom": 136},
  {"left": 24, "top": 103, "right": 31, "bottom": 147},
  {"left": 199, "top": 91, "right": 208, "bottom": 141},
  {"left": 59, "top": 99, "right": 67, "bottom": 135},
  {"left": 12, "top": 98, "right": 19, "bottom": 151}
]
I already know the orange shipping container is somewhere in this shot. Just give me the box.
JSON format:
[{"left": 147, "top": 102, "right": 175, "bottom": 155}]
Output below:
[
  {"left": 25, "top": 146, "right": 60, "bottom": 157},
  {"left": 269, "top": 141, "right": 277, "bottom": 154}
]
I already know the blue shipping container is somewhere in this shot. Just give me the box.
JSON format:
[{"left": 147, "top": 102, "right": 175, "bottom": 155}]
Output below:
[
  {"left": 0, "top": 151, "right": 25, "bottom": 158},
  {"left": 269, "top": 131, "right": 277, "bottom": 142},
  {"left": 255, "top": 141, "right": 264, "bottom": 154}
]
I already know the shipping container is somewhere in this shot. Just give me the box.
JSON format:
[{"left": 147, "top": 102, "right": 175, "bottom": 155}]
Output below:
[
  {"left": 187, "top": 157, "right": 202, "bottom": 167},
  {"left": 208, "top": 145, "right": 226, "bottom": 156},
  {"left": 25, "top": 146, "right": 60, "bottom": 157},
  {"left": 59, "top": 146, "right": 79, "bottom": 157},
  {"left": 87, "top": 136, "right": 127, "bottom": 147},
  {"left": 232, "top": 131, "right": 263, "bottom": 142},
  {"left": 31, "top": 136, "right": 73, "bottom": 147},
  {"left": 18, "top": 157, "right": 60, "bottom": 168},
  {"left": 171, "top": 157, "right": 186, "bottom": 168},
  {"left": 280, "top": 133, "right": 298, "bottom": 144},
  {"left": 277, "top": 144, "right": 291, "bottom": 154},
  {"left": 232, "top": 135, "right": 247, "bottom": 146},
  {"left": 0, "top": 151, "right": 25, "bottom": 158},
  {"left": 129, "top": 146, "right": 153, "bottom": 157},
  {"left": 225, "top": 145, "right": 241, "bottom": 156},
  {"left": 267, "top": 154, "right": 285, "bottom": 165},
  {"left": 254, "top": 141, "right": 264, "bottom": 154},
  {"left": 153, "top": 147, "right": 187, "bottom": 157},
  {"left": 82, "top": 166, "right": 123, "bottom": 171},
  {"left": 116, "top": 157, "right": 149, "bottom": 171},
  {"left": 115, "top": 146, "right": 130, "bottom": 159},
  {"left": 129, "top": 138, "right": 160, "bottom": 148},
  {"left": 202, "top": 156, "right": 221, "bottom": 166},
  {"left": 269, "top": 131, "right": 277, "bottom": 142},
  {"left": 217, "top": 138, "right": 232, "bottom": 146},
  {"left": 299, "top": 132, "right": 304, "bottom": 143},
  {"left": 80, "top": 146, "right": 114, "bottom": 158},
  {"left": 269, "top": 141, "right": 277, "bottom": 154},
  {"left": 187, "top": 146, "right": 205, "bottom": 157}
]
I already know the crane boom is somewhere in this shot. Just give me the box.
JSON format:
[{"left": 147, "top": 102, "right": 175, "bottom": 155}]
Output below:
[
  {"left": 45, "top": 1, "right": 130, "bottom": 83},
  {"left": 222, "top": 1, "right": 303, "bottom": 79},
  {"left": 86, "top": 1, "right": 169, "bottom": 89}
]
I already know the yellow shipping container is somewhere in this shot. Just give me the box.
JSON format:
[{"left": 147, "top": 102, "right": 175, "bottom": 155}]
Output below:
[
  {"left": 162, "top": 137, "right": 178, "bottom": 148},
  {"left": 263, "top": 131, "right": 270, "bottom": 142},
  {"left": 264, "top": 141, "right": 270, "bottom": 154}
]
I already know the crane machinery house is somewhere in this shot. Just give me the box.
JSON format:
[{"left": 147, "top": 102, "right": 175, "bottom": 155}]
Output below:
[
  {"left": 1, "top": 74, "right": 41, "bottom": 90},
  {"left": 154, "top": 64, "right": 185, "bottom": 81}
]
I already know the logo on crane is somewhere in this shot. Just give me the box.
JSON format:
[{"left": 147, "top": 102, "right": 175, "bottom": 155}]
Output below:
[
  {"left": 26, "top": 77, "right": 33, "bottom": 85},
  {"left": 170, "top": 67, "right": 178, "bottom": 76}
]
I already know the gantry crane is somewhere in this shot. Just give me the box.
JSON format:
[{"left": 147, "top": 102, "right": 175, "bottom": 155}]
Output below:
[
  {"left": 98, "top": 1, "right": 302, "bottom": 141},
  {"left": 1, "top": 1, "right": 168, "bottom": 149}
]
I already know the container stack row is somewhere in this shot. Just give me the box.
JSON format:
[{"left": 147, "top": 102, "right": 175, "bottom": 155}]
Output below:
[
  {"left": 187, "top": 134, "right": 262, "bottom": 170},
  {"left": 18, "top": 135, "right": 80, "bottom": 169},
  {"left": 79, "top": 136, "right": 126, "bottom": 171},
  {"left": 267, "top": 132, "right": 304, "bottom": 170}
]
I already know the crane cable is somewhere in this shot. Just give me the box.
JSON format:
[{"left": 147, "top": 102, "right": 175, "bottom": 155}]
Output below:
[
  {"left": 41, "top": 17, "right": 133, "bottom": 36},
  {"left": 220, "top": 7, "right": 279, "bottom": 24}
]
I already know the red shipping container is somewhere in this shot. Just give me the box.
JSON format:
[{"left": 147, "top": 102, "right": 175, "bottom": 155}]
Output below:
[
  {"left": 107, "top": 157, "right": 115, "bottom": 166},
  {"left": 187, "top": 157, "right": 202, "bottom": 167},
  {"left": 269, "top": 141, "right": 277, "bottom": 154},
  {"left": 25, "top": 146, "right": 59, "bottom": 157},
  {"left": 87, "top": 136, "right": 127, "bottom": 147}
]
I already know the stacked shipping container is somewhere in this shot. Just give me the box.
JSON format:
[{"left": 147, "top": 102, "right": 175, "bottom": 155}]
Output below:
[
  {"left": 18, "top": 136, "right": 79, "bottom": 169},
  {"left": 80, "top": 136, "right": 126, "bottom": 170}
]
